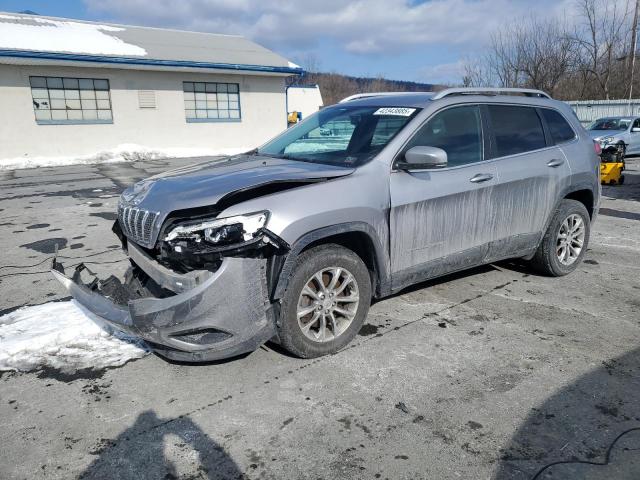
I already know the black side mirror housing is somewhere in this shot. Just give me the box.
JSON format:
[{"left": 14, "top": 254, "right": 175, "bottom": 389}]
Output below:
[{"left": 396, "top": 146, "right": 448, "bottom": 171}]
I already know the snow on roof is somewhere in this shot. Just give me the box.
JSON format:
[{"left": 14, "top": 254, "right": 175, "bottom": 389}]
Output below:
[
  {"left": 0, "top": 12, "right": 300, "bottom": 73},
  {"left": 0, "top": 13, "right": 146, "bottom": 56}
]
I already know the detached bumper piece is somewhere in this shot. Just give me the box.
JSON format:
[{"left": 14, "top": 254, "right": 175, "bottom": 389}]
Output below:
[{"left": 51, "top": 247, "right": 277, "bottom": 362}]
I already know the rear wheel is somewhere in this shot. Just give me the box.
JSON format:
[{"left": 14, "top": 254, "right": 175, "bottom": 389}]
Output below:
[
  {"left": 529, "top": 199, "right": 590, "bottom": 276},
  {"left": 278, "top": 244, "right": 372, "bottom": 358}
]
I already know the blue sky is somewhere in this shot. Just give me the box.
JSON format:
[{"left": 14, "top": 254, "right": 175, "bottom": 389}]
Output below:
[{"left": 0, "top": 0, "right": 574, "bottom": 84}]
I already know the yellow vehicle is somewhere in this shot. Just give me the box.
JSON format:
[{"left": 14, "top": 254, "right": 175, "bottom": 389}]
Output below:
[
  {"left": 600, "top": 144, "right": 625, "bottom": 185},
  {"left": 287, "top": 111, "right": 301, "bottom": 126}
]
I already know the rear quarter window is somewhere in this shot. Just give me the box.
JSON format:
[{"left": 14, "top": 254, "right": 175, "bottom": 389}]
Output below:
[
  {"left": 540, "top": 108, "right": 576, "bottom": 144},
  {"left": 488, "top": 105, "right": 546, "bottom": 157}
]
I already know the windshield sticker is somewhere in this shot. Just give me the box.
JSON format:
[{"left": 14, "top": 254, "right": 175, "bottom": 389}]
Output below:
[{"left": 373, "top": 107, "right": 416, "bottom": 116}]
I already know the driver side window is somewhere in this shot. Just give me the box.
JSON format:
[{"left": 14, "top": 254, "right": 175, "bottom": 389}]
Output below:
[
  {"left": 633, "top": 119, "right": 640, "bottom": 130},
  {"left": 404, "top": 105, "right": 483, "bottom": 167}
]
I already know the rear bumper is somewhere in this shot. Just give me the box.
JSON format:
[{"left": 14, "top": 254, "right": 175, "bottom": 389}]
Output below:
[{"left": 51, "top": 247, "right": 277, "bottom": 362}]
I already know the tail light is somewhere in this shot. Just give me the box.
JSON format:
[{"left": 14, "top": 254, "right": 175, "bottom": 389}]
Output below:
[{"left": 593, "top": 140, "right": 602, "bottom": 156}]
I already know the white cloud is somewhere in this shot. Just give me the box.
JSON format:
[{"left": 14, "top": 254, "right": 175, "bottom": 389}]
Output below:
[
  {"left": 419, "top": 60, "right": 466, "bottom": 84},
  {"left": 83, "top": 0, "right": 577, "bottom": 55}
]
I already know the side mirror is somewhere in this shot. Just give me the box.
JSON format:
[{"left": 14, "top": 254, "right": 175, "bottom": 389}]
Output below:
[
  {"left": 632, "top": 127, "right": 640, "bottom": 133},
  {"left": 396, "top": 146, "right": 448, "bottom": 170}
]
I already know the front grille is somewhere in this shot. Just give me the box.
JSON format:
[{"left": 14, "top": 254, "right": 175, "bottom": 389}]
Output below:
[{"left": 117, "top": 205, "right": 159, "bottom": 248}]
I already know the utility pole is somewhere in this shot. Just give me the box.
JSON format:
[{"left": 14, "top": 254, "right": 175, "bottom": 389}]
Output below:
[{"left": 629, "top": 0, "right": 639, "bottom": 115}]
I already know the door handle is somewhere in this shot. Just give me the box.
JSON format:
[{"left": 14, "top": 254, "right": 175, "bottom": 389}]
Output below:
[
  {"left": 547, "top": 158, "right": 565, "bottom": 168},
  {"left": 469, "top": 173, "right": 494, "bottom": 183}
]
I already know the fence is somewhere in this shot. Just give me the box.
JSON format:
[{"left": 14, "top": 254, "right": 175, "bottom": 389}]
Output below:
[{"left": 566, "top": 99, "right": 640, "bottom": 125}]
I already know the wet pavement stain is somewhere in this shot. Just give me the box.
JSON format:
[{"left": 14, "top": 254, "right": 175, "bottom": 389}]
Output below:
[
  {"left": 70, "top": 243, "right": 84, "bottom": 249},
  {"left": 89, "top": 212, "right": 117, "bottom": 221},
  {"left": 359, "top": 324, "right": 380, "bottom": 336},
  {"left": 20, "top": 238, "right": 67, "bottom": 253},
  {"left": 26, "top": 223, "right": 51, "bottom": 230}
]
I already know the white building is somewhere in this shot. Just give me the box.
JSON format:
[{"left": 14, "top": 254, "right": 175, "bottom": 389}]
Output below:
[
  {"left": 286, "top": 84, "right": 323, "bottom": 122},
  {"left": 0, "top": 12, "right": 302, "bottom": 164}
]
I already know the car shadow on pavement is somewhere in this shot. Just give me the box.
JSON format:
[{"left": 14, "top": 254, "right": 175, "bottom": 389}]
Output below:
[
  {"left": 493, "top": 347, "right": 640, "bottom": 480},
  {"left": 79, "top": 410, "right": 242, "bottom": 480}
]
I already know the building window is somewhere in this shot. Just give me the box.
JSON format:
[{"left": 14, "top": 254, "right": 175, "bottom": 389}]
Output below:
[
  {"left": 30, "top": 76, "right": 113, "bottom": 124},
  {"left": 183, "top": 82, "right": 241, "bottom": 122}
]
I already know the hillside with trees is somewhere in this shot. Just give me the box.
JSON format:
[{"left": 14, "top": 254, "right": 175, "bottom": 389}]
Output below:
[{"left": 289, "top": 72, "right": 441, "bottom": 106}]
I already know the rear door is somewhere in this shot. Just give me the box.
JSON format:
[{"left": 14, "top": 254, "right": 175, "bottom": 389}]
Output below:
[
  {"left": 389, "top": 104, "right": 498, "bottom": 288},
  {"left": 485, "top": 104, "right": 572, "bottom": 260}
]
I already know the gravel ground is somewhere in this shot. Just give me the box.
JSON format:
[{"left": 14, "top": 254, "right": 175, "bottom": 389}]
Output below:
[{"left": 0, "top": 157, "right": 639, "bottom": 480}]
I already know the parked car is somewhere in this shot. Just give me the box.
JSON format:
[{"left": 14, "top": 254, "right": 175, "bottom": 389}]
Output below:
[
  {"left": 588, "top": 116, "right": 640, "bottom": 156},
  {"left": 52, "top": 88, "right": 601, "bottom": 362}
]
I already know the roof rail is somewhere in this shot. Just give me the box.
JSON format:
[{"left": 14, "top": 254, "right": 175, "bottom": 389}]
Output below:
[
  {"left": 432, "top": 87, "right": 551, "bottom": 100},
  {"left": 338, "top": 91, "right": 432, "bottom": 103}
]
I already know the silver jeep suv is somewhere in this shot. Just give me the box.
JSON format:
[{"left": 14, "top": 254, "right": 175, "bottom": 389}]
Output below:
[{"left": 53, "top": 88, "right": 600, "bottom": 362}]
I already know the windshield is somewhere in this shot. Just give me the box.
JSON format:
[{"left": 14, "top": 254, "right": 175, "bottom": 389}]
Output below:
[
  {"left": 258, "top": 105, "right": 420, "bottom": 166},
  {"left": 589, "top": 118, "right": 631, "bottom": 131}
]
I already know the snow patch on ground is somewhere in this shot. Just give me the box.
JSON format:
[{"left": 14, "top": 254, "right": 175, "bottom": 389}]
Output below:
[
  {"left": 0, "top": 143, "right": 250, "bottom": 170},
  {"left": 0, "top": 14, "right": 147, "bottom": 56},
  {"left": 0, "top": 300, "right": 149, "bottom": 373}
]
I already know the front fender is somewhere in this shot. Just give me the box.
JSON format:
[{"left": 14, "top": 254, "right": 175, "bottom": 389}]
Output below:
[{"left": 271, "top": 222, "right": 391, "bottom": 301}]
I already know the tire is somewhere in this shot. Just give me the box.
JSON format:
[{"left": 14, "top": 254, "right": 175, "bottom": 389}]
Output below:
[
  {"left": 618, "top": 143, "right": 626, "bottom": 170},
  {"left": 529, "top": 199, "right": 591, "bottom": 277},
  {"left": 278, "top": 244, "right": 372, "bottom": 358},
  {"left": 619, "top": 175, "right": 625, "bottom": 185}
]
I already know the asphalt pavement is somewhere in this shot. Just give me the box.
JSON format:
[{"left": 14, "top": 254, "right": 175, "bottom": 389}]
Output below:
[{"left": 0, "top": 157, "right": 639, "bottom": 480}]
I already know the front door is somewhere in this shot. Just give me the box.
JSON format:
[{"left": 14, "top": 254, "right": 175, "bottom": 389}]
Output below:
[
  {"left": 389, "top": 104, "right": 498, "bottom": 290},
  {"left": 627, "top": 118, "right": 640, "bottom": 155}
]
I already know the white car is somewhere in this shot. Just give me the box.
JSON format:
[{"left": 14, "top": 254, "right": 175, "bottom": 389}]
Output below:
[{"left": 588, "top": 116, "right": 640, "bottom": 156}]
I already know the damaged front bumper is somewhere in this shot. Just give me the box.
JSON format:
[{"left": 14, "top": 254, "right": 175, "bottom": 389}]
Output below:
[{"left": 51, "top": 243, "right": 278, "bottom": 362}]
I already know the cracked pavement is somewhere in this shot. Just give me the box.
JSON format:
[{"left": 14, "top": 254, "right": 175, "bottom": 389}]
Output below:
[{"left": 1, "top": 158, "right": 639, "bottom": 479}]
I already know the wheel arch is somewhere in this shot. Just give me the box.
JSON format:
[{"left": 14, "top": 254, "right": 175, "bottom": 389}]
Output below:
[
  {"left": 564, "top": 188, "right": 595, "bottom": 218},
  {"left": 272, "top": 222, "right": 390, "bottom": 301}
]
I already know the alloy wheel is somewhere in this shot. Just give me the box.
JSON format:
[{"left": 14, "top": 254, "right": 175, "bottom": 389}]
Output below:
[
  {"left": 556, "top": 213, "right": 585, "bottom": 266},
  {"left": 296, "top": 267, "right": 360, "bottom": 343}
]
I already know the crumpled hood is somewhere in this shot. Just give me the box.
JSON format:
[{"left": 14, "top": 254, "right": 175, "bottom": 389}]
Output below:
[{"left": 119, "top": 154, "right": 355, "bottom": 245}]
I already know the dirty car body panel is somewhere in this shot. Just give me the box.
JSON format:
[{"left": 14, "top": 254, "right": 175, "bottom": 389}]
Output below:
[{"left": 52, "top": 89, "right": 600, "bottom": 362}]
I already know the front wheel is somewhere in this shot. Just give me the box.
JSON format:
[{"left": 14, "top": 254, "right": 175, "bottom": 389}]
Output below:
[
  {"left": 278, "top": 244, "right": 372, "bottom": 358},
  {"left": 529, "top": 199, "right": 591, "bottom": 276}
]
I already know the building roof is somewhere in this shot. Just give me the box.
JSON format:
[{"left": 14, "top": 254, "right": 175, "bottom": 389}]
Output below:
[{"left": 0, "top": 12, "right": 302, "bottom": 75}]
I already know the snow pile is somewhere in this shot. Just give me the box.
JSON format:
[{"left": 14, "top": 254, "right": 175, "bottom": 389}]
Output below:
[
  {"left": 0, "top": 143, "right": 250, "bottom": 170},
  {"left": 0, "top": 14, "right": 147, "bottom": 56},
  {"left": 0, "top": 300, "right": 149, "bottom": 373}
]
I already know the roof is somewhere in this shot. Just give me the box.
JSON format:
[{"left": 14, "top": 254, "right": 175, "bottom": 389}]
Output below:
[
  {"left": 337, "top": 89, "right": 569, "bottom": 110},
  {"left": 0, "top": 12, "right": 302, "bottom": 75}
]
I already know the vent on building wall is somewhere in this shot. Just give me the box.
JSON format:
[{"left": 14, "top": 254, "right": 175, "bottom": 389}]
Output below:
[{"left": 138, "top": 90, "right": 156, "bottom": 109}]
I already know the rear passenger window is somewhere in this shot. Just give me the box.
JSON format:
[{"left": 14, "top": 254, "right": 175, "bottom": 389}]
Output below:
[
  {"left": 488, "top": 105, "right": 546, "bottom": 157},
  {"left": 404, "top": 105, "right": 483, "bottom": 167},
  {"left": 540, "top": 108, "right": 576, "bottom": 144}
]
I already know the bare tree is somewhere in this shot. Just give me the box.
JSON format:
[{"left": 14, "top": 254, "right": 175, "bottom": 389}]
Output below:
[
  {"left": 514, "top": 18, "right": 576, "bottom": 95},
  {"left": 461, "top": 16, "right": 576, "bottom": 96},
  {"left": 572, "top": 0, "right": 632, "bottom": 99}
]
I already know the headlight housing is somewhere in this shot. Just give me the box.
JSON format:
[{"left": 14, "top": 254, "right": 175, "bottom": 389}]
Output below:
[
  {"left": 601, "top": 136, "right": 614, "bottom": 144},
  {"left": 164, "top": 211, "right": 269, "bottom": 245}
]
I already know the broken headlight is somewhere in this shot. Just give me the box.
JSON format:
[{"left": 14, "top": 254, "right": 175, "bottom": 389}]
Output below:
[{"left": 164, "top": 211, "right": 269, "bottom": 246}]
